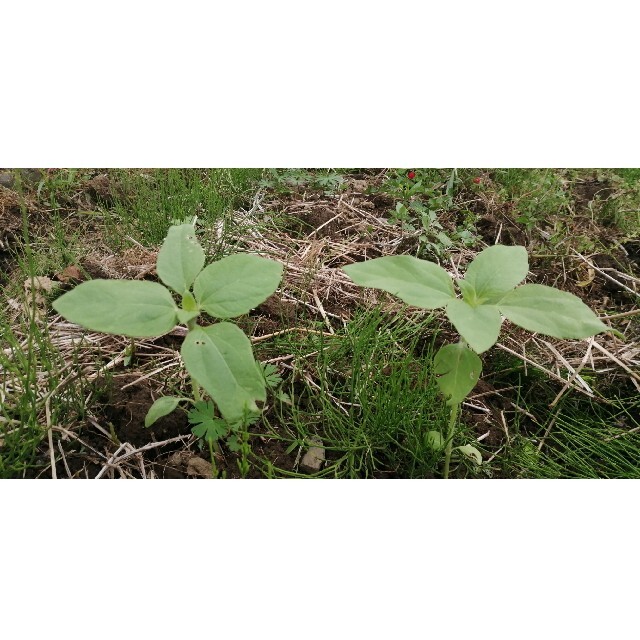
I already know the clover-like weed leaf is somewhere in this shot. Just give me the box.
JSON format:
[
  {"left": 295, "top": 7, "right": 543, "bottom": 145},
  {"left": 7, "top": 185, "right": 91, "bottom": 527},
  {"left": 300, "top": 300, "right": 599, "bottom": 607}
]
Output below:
[
  {"left": 462, "top": 245, "right": 529, "bottom": 304},
  {"left": 498, "top": 284, "right": 609, "bottom": 339},
  {"left": 181, "top": 323, "right": 266, "bottom": 423},
  {"left": 433, "top": 342, "right": 482, "bottom": 405},
  {"left": 145, "top": 396, "right": 182, "bottom": 428},
  {"left": 342, "top": 255, "right": 455, "bottom": 309},
  {"left": 194, "top": 254, "right": 283, "bottom": 318},
  {"left": 446, "top": 299, "right": 502, "bottom": 354},
  {"left": 52, "top": 279, "right": 178, "bottom": 337},
  {"left": 156, "top": 224, "right": 205, "bottom": 295},
  {"left": 188, "top": 401, "right": 230, "bottom": 442}
]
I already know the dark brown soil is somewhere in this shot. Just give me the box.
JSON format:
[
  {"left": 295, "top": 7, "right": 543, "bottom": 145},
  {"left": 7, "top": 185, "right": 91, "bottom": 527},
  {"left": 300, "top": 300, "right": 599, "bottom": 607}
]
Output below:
[
  {"left": 573, "top": 179, "right": 615, "bottom": 211},
  {"left": 104, "top": 374, "right": 187, "bottom": 447},
  {"left": 465, "top": 199, "right": 529, "bottom": 247},
  {"left": 0, "top": 187, "right": 27, "bottom": 279}
]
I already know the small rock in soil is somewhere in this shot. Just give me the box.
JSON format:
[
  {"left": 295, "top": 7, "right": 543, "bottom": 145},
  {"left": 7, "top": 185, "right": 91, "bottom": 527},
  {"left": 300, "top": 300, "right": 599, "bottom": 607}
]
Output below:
[
  {"left": 18, "top": 168, "right": 44, "bottom": 185},
  {"left": 186, "top": 455, "right": 214, "bottom": 479},
  {"left": 300, "top": 436, "right": 325, "bottom": 474},
  {"left": 86, "top": 174, "right": 113, "bottom": 201},
  {"left": 0, "top": 172, "right": 15, "bottom": 189},
  {"left": 55, "top": 264, "right": 84, "bottom": 283}
]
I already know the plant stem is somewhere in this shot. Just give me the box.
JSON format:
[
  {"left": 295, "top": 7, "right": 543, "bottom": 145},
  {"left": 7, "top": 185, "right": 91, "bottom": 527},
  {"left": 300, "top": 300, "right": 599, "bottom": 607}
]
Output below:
[
  {"left": 186, "top": 318, "right": 201, "bottom": 401},
  {"left": 191, "top": 378, "right": 201, "bottom": 402},
  {"left": 208, "top": 439, "right": 218, "bottom": 478},
  {"left": 443, "top": 402, "right": 460, "bottom": 480}
]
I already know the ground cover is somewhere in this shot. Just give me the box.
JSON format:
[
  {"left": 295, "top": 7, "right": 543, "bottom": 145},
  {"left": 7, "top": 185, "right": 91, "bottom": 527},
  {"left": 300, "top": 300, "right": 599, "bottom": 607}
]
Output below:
[{"left": 1, "top": 168, "right": 638, "bottom": 478}]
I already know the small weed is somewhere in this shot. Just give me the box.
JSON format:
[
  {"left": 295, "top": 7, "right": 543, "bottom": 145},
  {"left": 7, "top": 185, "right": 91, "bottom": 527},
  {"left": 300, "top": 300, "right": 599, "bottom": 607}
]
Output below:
[
  {"left": 258, "top": 169, "right": 347, "bottom": 195},
  {"left": 0, "top": 212, "right": 89, "bottom": 477},
  {"left": 261, "top": 310, "right": 462, "bottom": 478},
  {"left": 490, "top": 169, "right": 570, "bottom": 229},
  {"left": 527, "top": 395, "right": 640, "bottom": 479},
  {"left": 108, "top": 168, "right": 263, "bottom": 246},
  {"left": 379, "top": 169, "right": 478, "bottom": 257}
]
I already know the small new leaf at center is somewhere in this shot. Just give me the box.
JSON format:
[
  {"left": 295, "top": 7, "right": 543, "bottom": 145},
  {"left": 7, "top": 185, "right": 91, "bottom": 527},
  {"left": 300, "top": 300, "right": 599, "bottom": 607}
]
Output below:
[{"left": 156, "top": 224, "right": 205, "bottom": 296}]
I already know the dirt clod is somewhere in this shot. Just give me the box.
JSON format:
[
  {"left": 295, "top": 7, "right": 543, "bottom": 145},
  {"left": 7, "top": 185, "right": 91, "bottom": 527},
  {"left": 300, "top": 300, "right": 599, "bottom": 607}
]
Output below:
[
  {"left": 300, "top": 437, "right": 325, "bottom": 474},
  {"left": 103, "top": 374, "right": 188, "bottom": 448}
]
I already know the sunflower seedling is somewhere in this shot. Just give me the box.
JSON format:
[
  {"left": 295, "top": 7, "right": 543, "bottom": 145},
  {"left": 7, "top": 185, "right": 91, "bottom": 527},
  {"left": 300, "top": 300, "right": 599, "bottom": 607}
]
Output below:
[
  {"left": 343, "top": 244, "right": 615, "bottom": 478},
  {"left": 52, "top": 224, "right": 283, "bottom": 447}
]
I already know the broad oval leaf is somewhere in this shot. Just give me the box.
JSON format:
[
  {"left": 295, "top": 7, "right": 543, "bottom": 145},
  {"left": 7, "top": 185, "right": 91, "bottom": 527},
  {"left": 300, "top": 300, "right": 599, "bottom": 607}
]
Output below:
[
  {"left": 498, "top": 284, "right": 609, "bottom": 339},
  {"left": 52, "top": 280, "right": 178, "bottom": 337},
  {"left": 462, "top": 245, "right": 529, "bottom": 304},
  {"left": 193, "top": 254, "right": 283, "bottom": 318},
  {"left": 426, "top": 430, "right": 445, "bottom": 451},
  {"left": 156, "top": 224, "right": 205, "bottom": 295},
  {"left": 145, "top": 396, "right": 182, "bottom": 427},
  {"left": 433, "top": 342, "right": 482, "bottom": 405},
  {"left": 446, "top": 299, "right": 502, "bottom": 354},
  {"left": 181, "top": 323, "right": 266, "bottom": 423},
  {"left": 342, "top": 256, "right": 455, "bottom": 309}
]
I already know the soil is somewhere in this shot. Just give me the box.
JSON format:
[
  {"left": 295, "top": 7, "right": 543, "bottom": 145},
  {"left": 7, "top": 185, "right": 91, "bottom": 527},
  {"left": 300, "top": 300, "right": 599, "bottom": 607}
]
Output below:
[
  {"left": 103, "top": 374, "right": 185, "bottom": 446},
  {"left": 573, "top": 179, "right": 615, "bottom": 211},
  {"left": 0, "top": 187, "right": 27, "bottom": 278},
  {"left": 41, "top": 369, "right": 300, "bottom": 479}
]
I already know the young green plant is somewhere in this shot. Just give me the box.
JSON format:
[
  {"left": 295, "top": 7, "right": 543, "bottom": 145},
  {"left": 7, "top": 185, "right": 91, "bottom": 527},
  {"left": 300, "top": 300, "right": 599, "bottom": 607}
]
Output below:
[
  {"left": 342, "top": 245, "right": 615, "bottom": 478},
  {"left": 52, "top": 224, "right": 283, "bottom": 448}
]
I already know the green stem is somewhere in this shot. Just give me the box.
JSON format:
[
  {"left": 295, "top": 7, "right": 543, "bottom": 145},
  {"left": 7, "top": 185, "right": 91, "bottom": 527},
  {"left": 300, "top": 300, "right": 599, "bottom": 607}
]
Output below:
[
  {"left": 186, "top": 318, "right": 201, "bottom": 401},
  {"left": 191, "top": 378, "right": 201, "bottom": 402},
  {"left": 443, "top": 402, "right": 460, "bottom": 480},
  {"left": 208, "top": 439, "right": 219, "bottom": 478}
]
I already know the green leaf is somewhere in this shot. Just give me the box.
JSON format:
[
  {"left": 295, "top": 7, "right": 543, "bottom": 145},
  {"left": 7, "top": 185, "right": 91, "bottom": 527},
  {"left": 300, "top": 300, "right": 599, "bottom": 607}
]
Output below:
[
  {"left": 181, "top": 323, "right": 266, "bottom": 423},
  {"left": 176, "top": 308, "right": 199, "bottom": 324},
  {"left": 260, "top": 362, "right": 283, "bottom": 389},
  {"left": 456, "top": 444, "right": 482, "bottom": 465},
  {"left": 226, "top": 433, "right": 243, "bottom": 452},
  {"left": 193, "top": 254, "right": 283, "bottom": 318},
  {"left": 145, "top": 396, "right": 182, "bottom": 427},
  {"left": 156, "top": 224, "right": 205, "bottom": 295},
  {"left": 457, "top": 278, "right": 477, "bottom": 305},
  {"left": 445, "top": 168, "right": 456, "bottom": 200},
  {"left": 426, "top": 430, "right": 445, "bottom": 451},
  {"left": 498, "top": 284, "right": 610, "bottom": 339},
  {"left": 446, "top": 299, "right": 502, "bottom": 354},
  {"left": 52, "top": 279, "right": 178, "bottom": 337},
  {"left": 462, "top": 245, "right": 529, "bottom": 304},
  {"left": 433, "top": 342, "right": 482, "bottom": 405},
  {"left": 181, "top": 291, "right": 199, "bottom": 312},
  {"left": 342, "top": 256, "right": 455, "bottom": 309},
  {"left": 176, "top": 292, "right": 200, "bottom": 324},
  {"left": 188, "top": 401, "right": 230, "bottom": 442}
]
